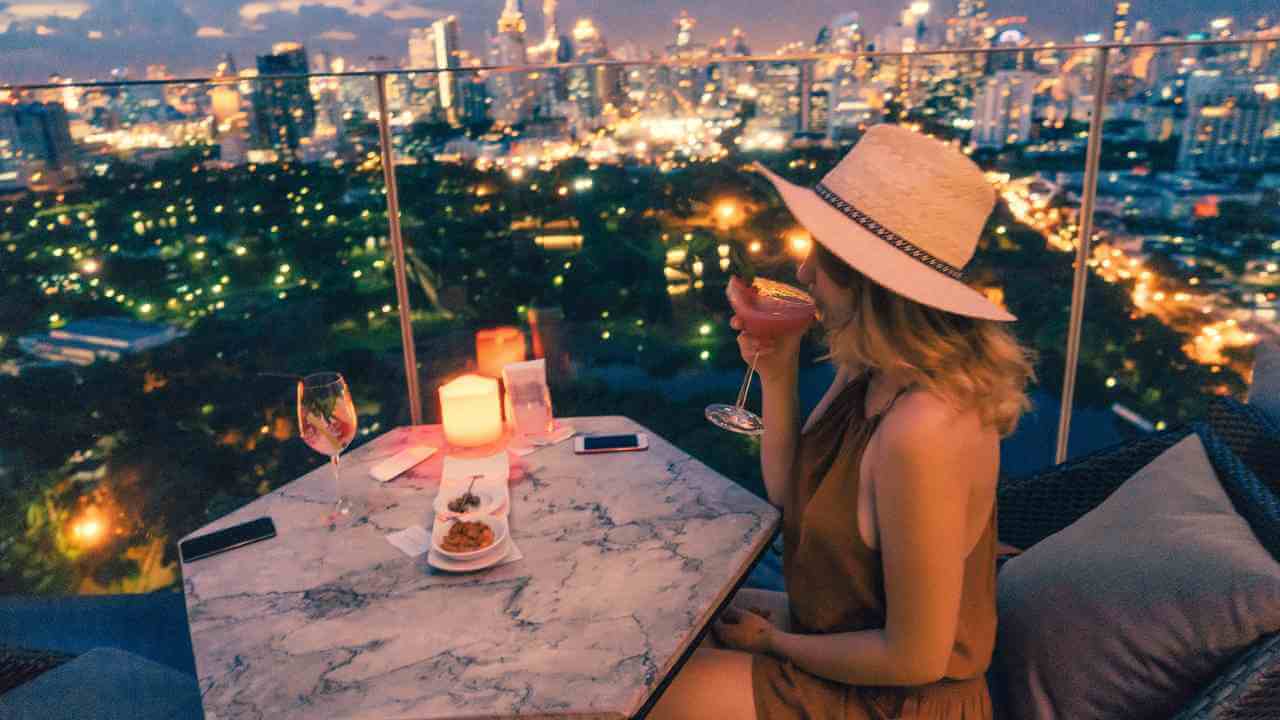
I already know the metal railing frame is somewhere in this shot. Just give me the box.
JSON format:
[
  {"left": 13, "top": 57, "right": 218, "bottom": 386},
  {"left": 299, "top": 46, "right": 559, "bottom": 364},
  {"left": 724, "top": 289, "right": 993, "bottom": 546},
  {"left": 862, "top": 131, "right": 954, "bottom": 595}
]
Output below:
[{"left": 4, "top": 37, "right": 1274, "bottom": 462}]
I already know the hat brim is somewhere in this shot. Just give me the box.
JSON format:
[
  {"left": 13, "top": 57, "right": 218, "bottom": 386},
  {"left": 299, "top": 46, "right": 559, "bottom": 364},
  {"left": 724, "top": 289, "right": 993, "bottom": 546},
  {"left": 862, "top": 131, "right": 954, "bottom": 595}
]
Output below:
[{"left": 755, "top": 164, "right": 1016, "bottom": 323}]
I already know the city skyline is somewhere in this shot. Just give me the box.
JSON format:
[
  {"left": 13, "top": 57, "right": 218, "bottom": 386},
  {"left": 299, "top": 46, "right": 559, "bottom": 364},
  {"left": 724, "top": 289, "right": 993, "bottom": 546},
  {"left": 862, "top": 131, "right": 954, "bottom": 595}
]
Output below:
[{"left": 1, "top": 0, "right": 1273, "bottom": 84}]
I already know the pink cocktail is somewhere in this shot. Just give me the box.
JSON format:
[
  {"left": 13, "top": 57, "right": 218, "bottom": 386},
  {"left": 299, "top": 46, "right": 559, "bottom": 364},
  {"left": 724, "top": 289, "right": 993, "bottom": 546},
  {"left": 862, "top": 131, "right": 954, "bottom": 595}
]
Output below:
[
  {"left": 726, "top": 276, "right": 817, "bottom": 338},
  {"left": 707, "top": 277, "right": 817, "bottom": 436}
]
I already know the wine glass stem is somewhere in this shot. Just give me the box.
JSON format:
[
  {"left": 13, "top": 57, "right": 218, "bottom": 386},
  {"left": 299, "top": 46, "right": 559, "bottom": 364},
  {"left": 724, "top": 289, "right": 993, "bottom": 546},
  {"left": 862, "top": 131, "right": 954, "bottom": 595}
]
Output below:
[
  {"left": 330, "top": 454, "right": 342, "bottom": 503},
  {"left": 736, "top": 351, "right": 760, "bottom": 409}
]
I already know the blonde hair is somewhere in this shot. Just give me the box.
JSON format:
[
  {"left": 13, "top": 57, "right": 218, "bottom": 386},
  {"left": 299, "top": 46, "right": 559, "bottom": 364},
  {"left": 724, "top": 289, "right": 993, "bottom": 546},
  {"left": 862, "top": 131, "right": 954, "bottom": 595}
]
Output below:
[{"left": 815, "top": 244, "right": 1035, "bottom": 437}]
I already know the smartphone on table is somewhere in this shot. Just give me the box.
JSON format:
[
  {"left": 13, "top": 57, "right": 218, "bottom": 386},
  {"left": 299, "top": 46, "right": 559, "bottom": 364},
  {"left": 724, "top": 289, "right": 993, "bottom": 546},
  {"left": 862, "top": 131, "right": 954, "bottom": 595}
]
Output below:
[
  {"left": 574, "top": 433, "right": 649, "bottom": 454},
  {"left": 179, "top": 517, "right": 276, "bottom": 563}
]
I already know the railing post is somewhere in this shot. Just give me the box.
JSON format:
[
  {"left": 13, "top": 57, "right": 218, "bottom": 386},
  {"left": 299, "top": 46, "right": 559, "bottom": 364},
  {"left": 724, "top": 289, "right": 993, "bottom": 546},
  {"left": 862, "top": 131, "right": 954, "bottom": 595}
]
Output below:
[
  {"left": 1055, "top": 46, "right": 1110, "bottom": 465},
  {"left": 798, "top": 61, "right": 813, "bottom": 135},
  {"left": 375, "top": 72, "right": 424, "bottom": 425}
]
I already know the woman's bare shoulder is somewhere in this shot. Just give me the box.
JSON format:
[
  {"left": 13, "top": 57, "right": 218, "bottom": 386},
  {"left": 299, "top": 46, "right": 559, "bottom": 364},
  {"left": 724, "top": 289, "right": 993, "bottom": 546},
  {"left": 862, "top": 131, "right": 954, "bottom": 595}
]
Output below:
[{"left": 876, "top": 389, "right": 994, "bottom": 465}]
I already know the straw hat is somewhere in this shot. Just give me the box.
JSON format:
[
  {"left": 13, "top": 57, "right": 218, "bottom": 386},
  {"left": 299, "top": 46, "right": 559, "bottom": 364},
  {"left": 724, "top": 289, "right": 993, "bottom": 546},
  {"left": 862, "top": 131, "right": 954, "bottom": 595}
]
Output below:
[{"left": 754, "top": 124, "right": 1015, "bottom": 322}]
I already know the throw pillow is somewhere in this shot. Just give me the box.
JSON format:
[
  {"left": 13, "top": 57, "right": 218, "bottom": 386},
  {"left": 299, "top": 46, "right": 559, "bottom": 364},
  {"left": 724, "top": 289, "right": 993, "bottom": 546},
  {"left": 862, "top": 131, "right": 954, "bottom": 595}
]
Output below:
[{"left": 995, "top": 431, "right": 1280, "bottom": 720}]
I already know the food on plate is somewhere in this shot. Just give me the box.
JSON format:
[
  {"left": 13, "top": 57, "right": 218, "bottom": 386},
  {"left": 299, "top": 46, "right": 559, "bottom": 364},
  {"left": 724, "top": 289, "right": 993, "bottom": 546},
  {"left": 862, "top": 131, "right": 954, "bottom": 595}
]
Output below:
[
  {"left": 447, "top": 491, "right": 482, "bottom": 513},
  {"left": 440, "top": 520, "right": 494, "bottom": 553}
]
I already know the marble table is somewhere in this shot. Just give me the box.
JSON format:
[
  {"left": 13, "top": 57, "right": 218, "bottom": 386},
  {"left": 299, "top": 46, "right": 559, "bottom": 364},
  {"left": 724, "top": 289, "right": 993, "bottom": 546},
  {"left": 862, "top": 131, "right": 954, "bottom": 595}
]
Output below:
[{"left": 180, "top": 416, "right": 781, "bottom": 720}]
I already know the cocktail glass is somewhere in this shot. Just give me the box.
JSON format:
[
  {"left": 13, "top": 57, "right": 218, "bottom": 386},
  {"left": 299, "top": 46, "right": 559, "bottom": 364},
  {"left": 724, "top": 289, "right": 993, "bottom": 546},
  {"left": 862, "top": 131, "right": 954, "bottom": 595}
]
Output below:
[{"left": 705, "top": 276, "right": 817, "bottom": 435}]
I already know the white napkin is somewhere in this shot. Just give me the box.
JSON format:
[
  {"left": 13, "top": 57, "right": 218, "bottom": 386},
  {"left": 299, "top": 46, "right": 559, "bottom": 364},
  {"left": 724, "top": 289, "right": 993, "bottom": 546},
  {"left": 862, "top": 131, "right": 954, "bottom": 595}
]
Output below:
[
  {"left": 507, "top": 422, "right": 576, "bottom": 456},
  {"left": 385, "top": 526, "right": 432, "bottom": 557},
  {"left": 439, "top": 453, "right": 510, "bottom": 512},
  {"left": 370, "top": 445, "right": 437, "bottom": 483}
]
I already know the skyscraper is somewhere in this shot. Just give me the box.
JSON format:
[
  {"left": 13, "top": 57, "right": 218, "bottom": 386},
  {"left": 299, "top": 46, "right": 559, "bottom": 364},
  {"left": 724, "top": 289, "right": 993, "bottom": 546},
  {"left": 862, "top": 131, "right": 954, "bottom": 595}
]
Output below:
[
  {"left": 1178, "top": 72, "right": 1277, "bottom": 170},
  {"left": 951, "top": 0, "right": 989, "bottom": 48},
  {"left": 971, "top": 70, "right": 1037, "bottom": 147},
  {"left": 528, "top": 0, "right": 563, "bottom": 64},
  {"left": 489, "top": 0, "right": 530, "bottom": 125},
  {"left": 410, "top": 17, "right": 463, "bottom": 123},
  {"left": 251, "top": 43, "right": 316, "bottom": 155},
  {"left": 1113, "top": 2, "right": 1131, "bottom": 43}
]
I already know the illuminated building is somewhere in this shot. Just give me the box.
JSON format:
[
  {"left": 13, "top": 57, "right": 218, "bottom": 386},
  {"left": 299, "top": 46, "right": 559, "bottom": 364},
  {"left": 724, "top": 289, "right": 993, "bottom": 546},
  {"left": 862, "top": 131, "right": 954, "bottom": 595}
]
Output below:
[
  {"left": 0, "top": 100, "right": 77, "bottom": 189},
  {"left": 251, "top": 43, "right": 316, "bottom": 155},
  {"left": 667, "top": 11, "right": 708, "bottom": 109},
  {"left": 1113, "top": 2, "right": 1130, "bottom": 43},
  {"left": 489, "top": 0, "right": 531, "bottom": 125},
  {"left": 972, "top": 70, "right": 1037, "bottom": 148},
  {"left": 1178, "top": 71, "right": 1278, "bottom": 171},
  {"left": 949, "top": 0, "right": 989, "bottom": 49},
  {"left": 565, "top": 18, "right": 620, "bottom": 123},
  {"left": 18, "top": 318, "right": 183, "bottom": 367},
  {"left": 410, "top": 17, "right": 463, "bottom": 124}
]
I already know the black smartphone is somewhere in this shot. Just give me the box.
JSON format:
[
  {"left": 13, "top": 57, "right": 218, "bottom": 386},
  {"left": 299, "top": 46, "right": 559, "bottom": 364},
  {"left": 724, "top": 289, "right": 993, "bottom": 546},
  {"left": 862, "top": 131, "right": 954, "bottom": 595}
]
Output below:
[{"left": 179, "top": 517, "right": 276, "bottom": 563}]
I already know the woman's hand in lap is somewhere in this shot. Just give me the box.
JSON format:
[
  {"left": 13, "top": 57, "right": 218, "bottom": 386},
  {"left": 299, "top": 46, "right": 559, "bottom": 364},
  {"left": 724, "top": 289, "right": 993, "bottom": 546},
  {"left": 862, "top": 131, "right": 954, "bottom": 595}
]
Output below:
[{"left": 712, "top": 605, "right": 776, "bottom": 655}]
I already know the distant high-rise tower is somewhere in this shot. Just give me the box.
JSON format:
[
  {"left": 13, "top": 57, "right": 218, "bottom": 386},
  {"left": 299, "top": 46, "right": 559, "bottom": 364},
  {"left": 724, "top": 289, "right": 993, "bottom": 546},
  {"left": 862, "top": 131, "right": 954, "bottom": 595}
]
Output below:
[
  {"left": 674, "top": 10, "right": 696, "bottom": 48},
  {"left": 1113, "top": 2, "right": 1131, "bottom": 43},
  {"left": 971, "top": 71, "right": 1037, "bottom": 147},
  {"left": 1178, "top": 72, "right": 1277, "bottom": 170},
  {"left": 542, "top": 0, "right": 561, "bottom": 55},
  {"left": 410, "top": 17, "right": 462, "bottom": 121},
  {"left": 252, "top": 43, "right": 316, "bottom": 154},
  {"left": 490, "top": 0, "right": 530, "bottom": 124}
]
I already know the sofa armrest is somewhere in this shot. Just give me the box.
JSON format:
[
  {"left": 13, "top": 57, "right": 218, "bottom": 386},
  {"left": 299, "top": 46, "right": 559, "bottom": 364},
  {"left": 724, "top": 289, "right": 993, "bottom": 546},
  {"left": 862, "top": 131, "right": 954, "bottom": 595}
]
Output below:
[
  {"left": 0, "top": 646, "right": 75, "bottom": 695},
  {"left": 1172, "top": 632, "right": 1280, "bottom": 720},
  {"left": 996, "top": 427, "right": 1191, "bottom": 549}
]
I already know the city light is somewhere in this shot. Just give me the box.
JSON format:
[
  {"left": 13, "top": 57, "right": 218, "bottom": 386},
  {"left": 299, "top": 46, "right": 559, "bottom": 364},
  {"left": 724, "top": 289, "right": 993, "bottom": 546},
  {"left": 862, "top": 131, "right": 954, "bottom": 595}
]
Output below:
[
  {"left": 788, "top": 232, "right": 812, "bottom": 259},
  {"left": 70, "top": 514, "right": 106, "bottom": 547}
]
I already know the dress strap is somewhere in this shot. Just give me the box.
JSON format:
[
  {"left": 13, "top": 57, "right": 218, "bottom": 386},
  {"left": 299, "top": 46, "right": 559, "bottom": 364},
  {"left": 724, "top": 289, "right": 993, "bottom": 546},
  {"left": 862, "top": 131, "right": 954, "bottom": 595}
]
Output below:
[{"left": 867, "top": 374, "right": 915, "bottom": 423}]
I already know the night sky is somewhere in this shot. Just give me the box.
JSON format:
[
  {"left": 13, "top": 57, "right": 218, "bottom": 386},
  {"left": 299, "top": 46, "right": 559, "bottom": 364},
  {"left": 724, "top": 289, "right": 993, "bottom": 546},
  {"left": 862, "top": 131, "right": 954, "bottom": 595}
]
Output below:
[{"left": 1, "top": 0, "right": 1272, "bottom": 84}]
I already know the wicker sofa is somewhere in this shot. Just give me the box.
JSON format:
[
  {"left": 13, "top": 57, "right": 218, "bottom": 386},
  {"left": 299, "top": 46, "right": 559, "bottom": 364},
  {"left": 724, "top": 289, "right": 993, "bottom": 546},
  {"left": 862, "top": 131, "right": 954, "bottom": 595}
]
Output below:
[
  {"left": 4, "top": 417, "right": 1280, "bottom": 718},
  {"left": 994, "top": 421, "right": 1280, "bottom": 719}
]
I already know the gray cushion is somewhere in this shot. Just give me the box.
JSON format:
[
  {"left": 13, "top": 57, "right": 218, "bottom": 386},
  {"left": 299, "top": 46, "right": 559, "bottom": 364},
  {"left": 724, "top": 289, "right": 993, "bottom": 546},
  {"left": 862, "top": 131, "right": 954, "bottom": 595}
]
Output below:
[
  {"left": 995, "top": 434, "right": 1280, "bottom": 720},
  {"left": 0, "top": 647, "right": 202, "bottom": 720},
  {"left": 1248, "top": 340, "right": 1280, "bottom": 426}
]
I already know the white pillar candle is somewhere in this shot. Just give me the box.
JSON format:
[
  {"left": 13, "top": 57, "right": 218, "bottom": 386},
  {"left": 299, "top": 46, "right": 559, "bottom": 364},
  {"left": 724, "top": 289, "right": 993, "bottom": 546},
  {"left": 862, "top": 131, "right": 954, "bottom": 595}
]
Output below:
[{"left": 439, "top": 374, "right": 503, "bottom": 447}]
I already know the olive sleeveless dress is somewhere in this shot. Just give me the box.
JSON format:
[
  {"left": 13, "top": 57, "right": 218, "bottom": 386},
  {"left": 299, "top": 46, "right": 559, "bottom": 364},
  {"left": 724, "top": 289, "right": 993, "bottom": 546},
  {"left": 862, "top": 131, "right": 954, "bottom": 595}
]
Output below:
[{"left": 752, "top": 372, "right": 997, "bottom": 719}]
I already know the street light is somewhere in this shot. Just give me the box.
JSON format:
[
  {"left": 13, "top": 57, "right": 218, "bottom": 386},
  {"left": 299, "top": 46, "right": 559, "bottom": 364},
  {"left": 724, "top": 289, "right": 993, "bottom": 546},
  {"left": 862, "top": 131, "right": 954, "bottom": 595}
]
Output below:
[{"left": 910, "top": 1, "right": 930, "bottom": 16}]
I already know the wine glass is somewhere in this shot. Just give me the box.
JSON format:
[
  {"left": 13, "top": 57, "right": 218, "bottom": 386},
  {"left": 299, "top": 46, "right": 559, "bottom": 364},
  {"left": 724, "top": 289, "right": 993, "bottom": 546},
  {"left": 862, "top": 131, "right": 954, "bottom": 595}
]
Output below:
[
  {"left": 297, "top": 372, "right": 359, "bottom": 523},
  {"left": 705, "top": 277, "right": 816, "bottom": 435}
]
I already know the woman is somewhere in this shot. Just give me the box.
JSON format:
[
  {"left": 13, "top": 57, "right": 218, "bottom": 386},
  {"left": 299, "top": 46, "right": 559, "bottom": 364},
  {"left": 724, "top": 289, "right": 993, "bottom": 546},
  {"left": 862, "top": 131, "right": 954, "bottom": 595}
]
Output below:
[{"left": 650, "top": 125, "right": 1034, "bottom": 719}]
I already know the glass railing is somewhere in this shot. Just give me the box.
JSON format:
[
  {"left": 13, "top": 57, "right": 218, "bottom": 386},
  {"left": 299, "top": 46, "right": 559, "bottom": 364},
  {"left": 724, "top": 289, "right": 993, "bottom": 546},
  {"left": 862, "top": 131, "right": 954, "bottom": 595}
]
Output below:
[{"left": 1, "top": 37, "right": 1274, "bottom": 597}]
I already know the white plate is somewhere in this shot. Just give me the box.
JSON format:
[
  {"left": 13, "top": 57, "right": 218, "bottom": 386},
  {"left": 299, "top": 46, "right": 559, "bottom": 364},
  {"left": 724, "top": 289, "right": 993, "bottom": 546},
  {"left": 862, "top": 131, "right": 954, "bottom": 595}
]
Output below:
[
  {"left": 427, "top": 534, "right": 515, "bottom": 573},
  {"left": 432, "top": 515, "right": 508, "bottom": 561},
  {"left": 433, "top": 489, "right": 502, "bottom": 519}
]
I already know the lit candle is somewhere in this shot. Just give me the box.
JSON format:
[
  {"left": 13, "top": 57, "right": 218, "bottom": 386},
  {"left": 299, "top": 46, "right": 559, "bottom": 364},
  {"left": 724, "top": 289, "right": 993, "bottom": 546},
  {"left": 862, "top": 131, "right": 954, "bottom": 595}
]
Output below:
[
  {"left": 475, "top": 326, "right": 527, "bottom": 378},
  {"left": 439, "top": 375, "right": 503, "bottom": 447}
]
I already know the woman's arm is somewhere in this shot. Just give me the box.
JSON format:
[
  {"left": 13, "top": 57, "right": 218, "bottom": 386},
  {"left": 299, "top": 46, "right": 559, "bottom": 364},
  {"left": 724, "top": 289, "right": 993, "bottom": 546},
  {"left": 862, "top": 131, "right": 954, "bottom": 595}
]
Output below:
[
  {"left": 764, "top": 399, "right": 989, "bottom": 686},
  {"left": 758, "top": 366, "right": 800, "bottom": 509},
  {"left": 732, "top": 317, "right": 805, "bottom": 509}
]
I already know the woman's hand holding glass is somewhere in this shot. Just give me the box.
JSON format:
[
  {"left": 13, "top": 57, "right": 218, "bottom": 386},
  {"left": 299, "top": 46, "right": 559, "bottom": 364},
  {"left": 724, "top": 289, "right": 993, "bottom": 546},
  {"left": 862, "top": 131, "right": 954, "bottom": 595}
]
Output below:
[{"left": 731, "top": 315, "right": 804, "bottom": 384}]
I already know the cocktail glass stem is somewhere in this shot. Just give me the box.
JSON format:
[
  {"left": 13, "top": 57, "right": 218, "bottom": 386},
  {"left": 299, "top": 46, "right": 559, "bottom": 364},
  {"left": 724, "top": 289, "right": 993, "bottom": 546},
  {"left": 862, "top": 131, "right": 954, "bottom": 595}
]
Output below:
[{"left": 736, "top": 351, "right": 760, "bottom": 409}]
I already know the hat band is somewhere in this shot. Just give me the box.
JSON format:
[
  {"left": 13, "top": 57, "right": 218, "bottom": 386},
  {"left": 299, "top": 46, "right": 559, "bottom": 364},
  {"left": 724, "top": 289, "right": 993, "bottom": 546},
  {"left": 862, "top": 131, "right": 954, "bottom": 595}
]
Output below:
[{"left": 813, "top": 182, "right": 965, "bottom": 281}]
